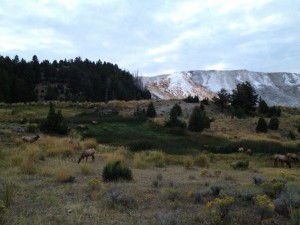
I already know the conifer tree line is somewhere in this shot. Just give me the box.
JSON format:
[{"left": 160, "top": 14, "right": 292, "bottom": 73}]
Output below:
[{"left": 0, "top": 55, "right": 151, "bottom": 103}]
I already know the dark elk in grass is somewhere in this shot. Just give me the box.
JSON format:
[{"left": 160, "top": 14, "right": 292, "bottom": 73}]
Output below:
[
  {"left": 22, "top": 134, "right": 40, "bottom": 143},
  {"left": 78, "top": 148, "right": 96, "bottom": 164},
  {"left": 286, "top": 152, "right": 299, "bottom": 162},
  {"left": 273, "top": 154, "right": 291, "bottom": 168}
]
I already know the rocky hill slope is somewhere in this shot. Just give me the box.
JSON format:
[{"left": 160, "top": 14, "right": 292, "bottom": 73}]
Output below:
[{"left": 142, "top": 70, "right": 300, "bottom": 107}]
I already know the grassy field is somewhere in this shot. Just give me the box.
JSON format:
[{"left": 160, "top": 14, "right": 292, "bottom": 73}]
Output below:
[{"left": 0, "top": 100, "right": 300, "bottom": 224}]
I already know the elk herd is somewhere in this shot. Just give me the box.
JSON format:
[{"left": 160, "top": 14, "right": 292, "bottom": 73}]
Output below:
[
  {"left": 21, "top": 134, "right": 96, "bottom": 164},
  {"left": 238, "top": 146, "right": 299, "bottom": 168},
  {"left": 20, "top": 134, "right": 299, "bottom": 168}
]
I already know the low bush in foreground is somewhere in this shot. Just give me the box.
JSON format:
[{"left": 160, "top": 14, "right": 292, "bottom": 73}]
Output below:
[
  {"left": 230, "top": 160, "right": 249, "bottom": 170},
  {"left": 102, "top": 160, "right": 132, "bottom": 182}
]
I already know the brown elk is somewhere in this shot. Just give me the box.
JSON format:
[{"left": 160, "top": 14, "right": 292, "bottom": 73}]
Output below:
[
  {"left": 69, "top": 138, "right": 80, "bottom": 148},
  {"left": 22, "top": 135, "right": 40, "bottom": 143},
  {"left": 78, "top": 148, "right": 95, "bottom": 164},
  {"left": 246, "top": 149, "right": 252, "bottom": 156},
  {"left": 238, "top": 147, "right": 244, "bottom": 153},
  {"left": 273, "top": 154, "right": 291, "bottom": 168},
  {"left": 286, "top": 153, "right": 299, "bottom": 162}
]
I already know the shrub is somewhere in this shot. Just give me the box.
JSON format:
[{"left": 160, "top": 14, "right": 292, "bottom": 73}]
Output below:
[
  {"left": 161, "top": 187, "right": 179, "bottom": 201},
  {"left": 26, "top": 123, "right": 39, "bottom": 133},
  {"left": 235, "top": 184, "right": 264, "bottom": 202},
  {"left": 255, "top": 194, "right": 275, "bottom": 219},
  {"left": 230, "top": 160, "right": 249, "bottom": 170},
  {"left": 104, "top": 188, "right": 137, "bottom": 210},
  {"left": 194, "top": 154, "right": 209, "bottom": 167},
  {"left": 268, "top": 117, "right": 279, "bottom": 130},
  {"left": 80, "top": 164, "right": 95, "bottom": 175},
  {"left": 298, "top": 124, "right": 300, "bottom": 133},
  {"left": 183, "top": 95, "right": 199, "bottom": 103},
  {"left": 88, "top": 178, "right": 102, "bottom": 191},
  {"left": 256, "top": 117, "right": 268, "bottom": 133},
  {"left": 288, "top": 131, "right": 296, "bottom": 140},
  {"left": 207, "top": 196, "right": 235, "bottom": 220},
  {"left": 261, "top": 180, "right": 285, "bottom": 198},
  {"left": 102, "top": 160, "right": 132, "bottom": 182},
  {"left": 183, "top": 156, "right": 194, "bottom": 169},
  {"left": 54, "top": 167, "right": 75, "bottom": 183},
  {"left": 289, "top": 209, "right": 300, "bottom": 225}
]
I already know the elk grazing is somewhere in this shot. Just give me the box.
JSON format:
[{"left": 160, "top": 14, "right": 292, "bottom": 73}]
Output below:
[
  {"left": 22, "top": 134, "right": 40, "bottom": 143},
  {"left": 78, "top": 148, "right": 95, "bottom": 164},
  {"left": 238, "top": 147, "right": 244, "bottom": 153},
  {"left": 246, "top": 149, "right": 252, "bottom": 156},
  {"left": 286, "top": 153, "right": 299, "bottom": 162},
  {"left": 273, "top": 154, "right": 291, "bottom": 168},
  {"left": 69, "top": 138, "right": 80, "bottom": 148}
]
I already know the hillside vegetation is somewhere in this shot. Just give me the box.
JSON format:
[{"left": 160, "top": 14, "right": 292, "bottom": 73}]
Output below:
[
  {"left": 0, "top": 100, "right": 300, "bottom": 225},
  {"left": 0, "top": 55, "right": 151, "bottom": 103}
]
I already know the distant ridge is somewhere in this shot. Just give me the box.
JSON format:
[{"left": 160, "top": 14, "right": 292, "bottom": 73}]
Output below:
[{"left": 142, "top": 70, "right": 300, "bottom": 107}]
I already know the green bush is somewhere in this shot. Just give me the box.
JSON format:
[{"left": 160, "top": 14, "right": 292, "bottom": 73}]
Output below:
[
  {"left": 102, "top": 160, "right": 132, "bottom": 182},
  {"left": 188, "top": 106, "right": 211, "bottom": 132},
  {"left": 289, "top": 209, "right": 300, "bottom": 225},
  {"left": 268, "top": 117, "right": 279, "bottom": 130},
  {"left": 256, "top": 117, "right": 268, "bottom": 133},
  {"left": 230, "top": 160, "right": 249, "bottom": 170}
]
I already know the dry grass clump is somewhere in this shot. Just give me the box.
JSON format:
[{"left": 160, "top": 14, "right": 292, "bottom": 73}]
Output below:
[
  {"left": 80, "top": 163, "right": 95, "bottom": 175},
  {"left": 83, "top": 138, "right": 98, "bottom": 149},
  {"left": 183, "top": 156, "right": 194, "bottom": 169},
  {"left": 133, "top": 151, "right": 166, "bottom": 169},
  {"left": 54, "top": 166, "right": 75, "bottom": 183},
  {"left": 194, "top": 154, "right": 209, "bottom": 167},
  {"left": 37, "top": 136, "right": 74, "bottom": 158},
  {"left": 20, "top": 157, "right": 38, "bottom": 174}
]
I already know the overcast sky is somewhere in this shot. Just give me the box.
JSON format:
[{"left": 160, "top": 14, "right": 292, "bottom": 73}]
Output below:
[{"left": 1, "top": 0, "right": 299, "bottom": 76}]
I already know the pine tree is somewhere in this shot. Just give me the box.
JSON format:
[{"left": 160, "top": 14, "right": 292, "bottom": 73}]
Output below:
[
  {"left": 231, "top": 81, "right": 258, "bottom": 114},
  {"left": 256, "top": 117, "right": 268, "bottom": 133},
  {"left": 268, "top": 117, "right": 279, "bottom": 130},
  {"left": 188, "top": 106, "right": 210, "bottom": 132},
  {"left": 146, "top": 102, "right": 156, "bottom": 118},
  {"left": 213, "top": 88, "right": 230, "bottom": 112},
  {"left": 258, "top": 96, "right": 269, "bottom": 114},
  {"left": 40, "top": 102, "right": 68, "bottom": 134}
]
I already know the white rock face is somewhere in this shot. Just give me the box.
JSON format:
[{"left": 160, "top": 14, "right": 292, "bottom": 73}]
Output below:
[{"left": 142, "top": 70, "right": 300, "bottom": 107}]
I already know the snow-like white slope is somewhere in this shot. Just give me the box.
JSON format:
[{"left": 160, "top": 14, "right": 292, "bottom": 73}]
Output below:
[{"left": 142, "top": 70, "right": 300, "bottom": 107}]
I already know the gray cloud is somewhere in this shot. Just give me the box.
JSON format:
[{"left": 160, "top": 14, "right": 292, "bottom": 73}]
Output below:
[{"left": 1, "top": 0, "right": 299, "bottom": 76}]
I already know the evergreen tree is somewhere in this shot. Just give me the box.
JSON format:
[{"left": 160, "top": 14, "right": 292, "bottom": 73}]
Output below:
[
  {"left": 298, "top": 124, "right": 300, "bottom": 133},
  {"left": 267, "top": 106, "right": 281, "bottom": 117},
  {"left": 213, "top": 88, "right": 230, "bottom": 112},
  {"left": 256, "top": 117, "right": 268, "bottom": 133},
  {"left": 258, "top": 96, "right": 269, "bottom": 114},
  {"left": 268, "top": 117, "right": 279, "bottom": 130},
  {"left": 231, "top": 81, "right": 258, "bottom": 114},
  {"left": 188, "top": 106, "right": 210, "bottom": 132},
  {"left": 165, "top": 103, "right": 186, "bottom": 128},
  {"left": 40, "top": 102, "right": 68, "bottom": 134},
  {"left": 146, "top": 102, "right": 156, "bottom": 118}
]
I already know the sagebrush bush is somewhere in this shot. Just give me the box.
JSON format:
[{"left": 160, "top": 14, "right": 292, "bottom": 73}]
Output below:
[
  {"left": 161, "top": 187, "right": 179, "bottom": 201},
  {"left": 230, "top": 160, "right": 249, "bottom": 170},
  {"left": 88, "top": 178, "right": 102, "bottom": 191},
  {"left": 255, "top": 194, "right": 275, "bottom": 219},
  {"left": 289, "top": 209, "right": 300, "bottom": 225},
  {"left": 207, "top": 196, "right": 235, "bottom": 221},
  {"left": 102, "top": 160, "right": 132, "bottom": 182},
  {"left": 54, "top": 167, "right": 75, "bottom": 183},
  {"left": 194, "top": 154, "right": 209, "bottom": 167},
  {"left": 183, "top": 156, "right": 194, "bottom": 169}
]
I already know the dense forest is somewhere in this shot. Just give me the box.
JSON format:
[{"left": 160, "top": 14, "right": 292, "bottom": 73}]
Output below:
[{"left": 0, "top": 55, "right": 151, "bottom": 103}]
